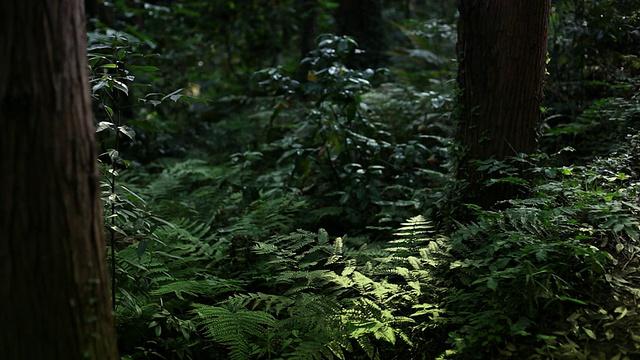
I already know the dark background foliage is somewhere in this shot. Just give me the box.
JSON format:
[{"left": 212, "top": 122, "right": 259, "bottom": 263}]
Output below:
[{"left": 87, "top": 1, "right": 640, "bottom": 359}]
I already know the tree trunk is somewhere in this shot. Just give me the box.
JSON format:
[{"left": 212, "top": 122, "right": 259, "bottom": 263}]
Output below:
[
  {"left": 0, "top": 1, "right": 119, "bottom": 359},
  {"left": 296, "top": 0, "right": 319, "bottom": 80},
  {"left": 456, "top": 0, "right": 551, "bottom": 209},
  {"left": 335, "top": 0, "right": 388, "bottom": 68}
]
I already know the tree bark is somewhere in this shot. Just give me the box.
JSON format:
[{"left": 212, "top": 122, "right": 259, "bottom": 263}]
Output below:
[
  {"left": 456, "top": 0, "right": 551, "bottom": 208},
  {"left": 296, "top": 0, "right": 319, "bottom": 80},
  {"left": 335, "top": 0, "right": 388, "bottom": 68},
  {"left": 0, "top": 1, "right": 118, "bottom": 359}
]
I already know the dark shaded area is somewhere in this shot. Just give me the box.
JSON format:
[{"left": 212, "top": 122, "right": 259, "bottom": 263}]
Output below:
[
  {"left": 83, "top": 1, "right": 640, "bottom": 359},
  {"left": 335, "top": 0, "right": 389, "bottom": 68}
]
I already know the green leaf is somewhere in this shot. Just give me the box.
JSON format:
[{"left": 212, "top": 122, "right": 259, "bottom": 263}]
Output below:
[
  {"left": 130, "top": 65, "right": 160, "bottom": 72},
  {"left": 103, "top": 105, "right": 114, "bottom": 117},
  {"left": 118, "top": 125, "right": 136, "bottom": 140},
  {"left": 92, "top": 80, "right": 107, "bottom": 93},
  {"left": 87, "top": 44, "right": 112, "bottom": 51},
  {"left": 494, "top": 257, "right": 510, "bottom": 269},
  {"left": 113, "top": 80, "right": 129, "bottom": 96},
  {"left": 583, "top": 327, "right": 596, "bottom": 340},
  {"left": 487, "top": 277, "right": 498, "bottom": 291},
  {"left": 374, "top": 326, "right": 396, "bottom": 344},
  {"left": 96, "top": 121, "right": 114, "bottom": 133},
  {"left": 162, "top": 88, "right": 184, "bottom": 102},
  {"left": 555, "top": 296, "right": 588, "bottom": 305}
]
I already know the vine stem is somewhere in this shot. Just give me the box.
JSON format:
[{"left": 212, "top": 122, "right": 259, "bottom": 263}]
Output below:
[{"left": 110, "top": 54, "right": 123, "bottom": 311}]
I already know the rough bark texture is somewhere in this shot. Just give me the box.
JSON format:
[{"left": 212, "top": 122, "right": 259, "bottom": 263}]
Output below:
[
  {"left": 456, "top": 0, "right": 551, "bottom": 208},
  {"left": 0, "top": 1, "right": 119, "bottom": 359}
]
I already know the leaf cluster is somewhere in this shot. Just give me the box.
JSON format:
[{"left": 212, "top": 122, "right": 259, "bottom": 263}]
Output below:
[{"left": 437, "top": 145, "right": 640, "bottom": 359}]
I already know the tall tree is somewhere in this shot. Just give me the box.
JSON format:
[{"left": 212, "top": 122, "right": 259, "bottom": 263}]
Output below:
[
  {"left": 456, "top": 0, "right": 551, "bottom": 208},
  {"left": 0, "top": 1, "right": 118, "bottom": 359},
  {"left": 335, "top": 0, "right": 388, "bottom": 68},
  {"left": 296, "top": 0, "right": 319, "bottom": 80}
]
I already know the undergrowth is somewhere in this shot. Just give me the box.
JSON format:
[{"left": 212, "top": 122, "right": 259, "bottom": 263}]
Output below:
[
  {"left": 437, "top": 144, "right": 640, "bottom": 359},
  {"left": 112, "top": 139, "right": 640, "bottom": 359},
  {"left": 89, "top": 12, "right": 640, "bottom": 360}
]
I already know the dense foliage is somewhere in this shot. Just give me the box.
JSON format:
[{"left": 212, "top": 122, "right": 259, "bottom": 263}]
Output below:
[{"left": 87, "top": 1, "right": 640, "bottom": 359}]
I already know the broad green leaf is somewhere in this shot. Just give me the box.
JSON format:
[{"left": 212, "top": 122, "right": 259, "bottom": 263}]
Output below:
[
  {"left": 92, "top": 80, "right": 107, "bottom": 93},
  {"left": 487, "top": 277, "right": 498, "bottom": 291},
  {"left": 118, "top": 125, "right": 136, "bottom": 140},
  {"left": 96, "top": 121, "right": 114, "bottom": 133},
  {"left": 113, "top": 79, "right": 129, "bottom": 95},
  {"left": 583, "top": 327, "right": 596, "bottom": 340}
]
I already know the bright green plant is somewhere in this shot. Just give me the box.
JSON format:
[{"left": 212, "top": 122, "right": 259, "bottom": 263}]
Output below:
[{"left": 187, "top": 214, "right": 443, "bottom": 360}]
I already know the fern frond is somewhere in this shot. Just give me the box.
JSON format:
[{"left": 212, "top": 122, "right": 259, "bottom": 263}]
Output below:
[
  {"left": 192, "top": 303, "right": 276, "bottom": 360},
  {"left": 354, "top": 335, "right": 379, "bottom": 360},
  {"left": 342, "top": 297, "right": 414, "bottom": 348},
  {"left": 286, "top": 340, "right": 333, "bottom": 360},
  {"left": 227, "top": 292, "right": 296, "bottom": 315},
  {"left": 392, "top": 215, "right": 434, "bottom": 246},
  {"left": 150, "top": 278, "right": 244, "bottom": 300}
]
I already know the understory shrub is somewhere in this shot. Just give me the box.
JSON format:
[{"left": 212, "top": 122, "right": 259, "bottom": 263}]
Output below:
[
  {"left": 437, "top": 145, "right": 640, "bottom": 359},
  {"left": 90, "top": 7, "right": 640, "bottom": 359}
]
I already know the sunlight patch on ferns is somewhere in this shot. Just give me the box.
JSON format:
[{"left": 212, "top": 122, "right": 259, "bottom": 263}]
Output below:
[
  {"left": 239, "top": 218, "right": 441, "bottom": 358},
  {"left": 119, "top": 211, "right": 445, "bottom": 359}
]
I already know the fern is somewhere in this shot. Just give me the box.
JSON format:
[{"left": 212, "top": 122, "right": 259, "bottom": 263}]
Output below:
[
  {"left": 217, "top": 292, "right": 350, "bottom": 360},
  {"left": 150, "top": 279, "right": 244, "bottom": 300},
  {"left": 344, "top": 297, "right": 415, "bottom": 345},
  {"left": 392, "top": 215, "right": 434, "bottom": 247},
  {"left": 221, "top": 197, "right": 305, "bottom": 239},
  {"left": 162, "top": 217, "right": 211, "bottom": 242},
  {"left": 246, "top": 221, "right": 441, "bottom": 358},
  {"left": 192, "top": 303, "right": 277, "bottom": 360},
  {"left": 116, "top": 206, "right": 446, "bottom": 359}
]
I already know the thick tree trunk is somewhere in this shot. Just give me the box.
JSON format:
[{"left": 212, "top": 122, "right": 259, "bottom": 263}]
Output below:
[
  {"left": 456, "top": 0, "right": 550, "bottom": 208},
  {"left": 0, "top": 1, "right": 118, "bottom": 359}
]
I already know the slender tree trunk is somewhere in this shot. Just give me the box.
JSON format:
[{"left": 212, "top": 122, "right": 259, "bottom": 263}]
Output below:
[
  {"left": 335, "top": 0, "right": 388, "bottom": 68},
  {"left": 296, "top": 0, "right": 319, "bottom": 80},
  {"left": 0, "top": 1, "right": 118, "bottom": 359},
  {"left": 456, "top": 0, "right": 551, "bottom": 208}
]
